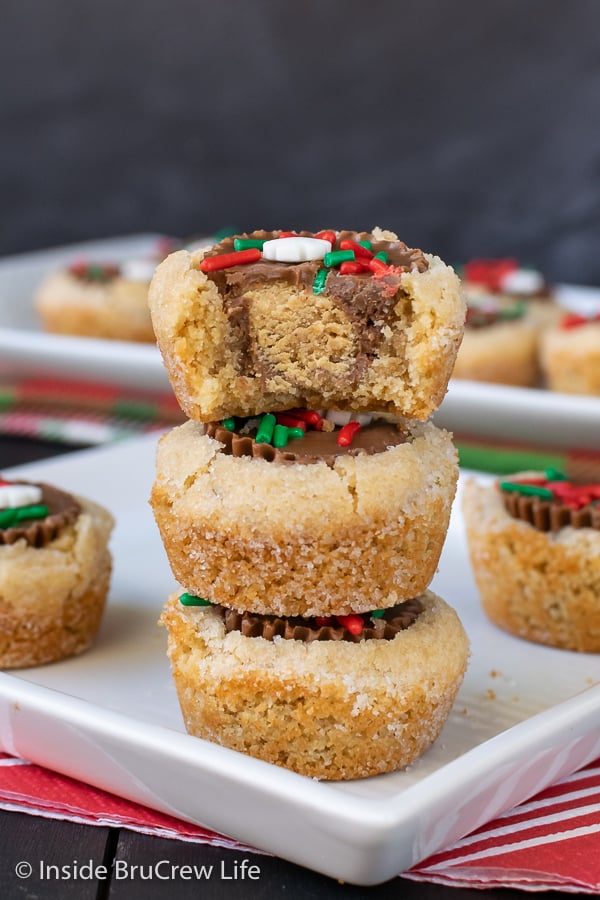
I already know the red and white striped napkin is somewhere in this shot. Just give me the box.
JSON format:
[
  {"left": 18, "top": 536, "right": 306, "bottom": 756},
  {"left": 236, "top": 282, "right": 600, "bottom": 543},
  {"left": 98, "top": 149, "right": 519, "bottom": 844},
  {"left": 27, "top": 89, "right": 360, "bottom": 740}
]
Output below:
[{"left": 1, "top": 752, "right": 600, "bottom": 890}]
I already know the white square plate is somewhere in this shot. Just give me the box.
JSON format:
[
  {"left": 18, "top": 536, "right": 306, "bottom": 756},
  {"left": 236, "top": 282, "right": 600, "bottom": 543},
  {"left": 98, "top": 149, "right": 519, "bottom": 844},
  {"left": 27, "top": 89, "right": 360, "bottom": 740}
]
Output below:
[{"left": 1, "top": 435, "right": 599, "bottom": 885}]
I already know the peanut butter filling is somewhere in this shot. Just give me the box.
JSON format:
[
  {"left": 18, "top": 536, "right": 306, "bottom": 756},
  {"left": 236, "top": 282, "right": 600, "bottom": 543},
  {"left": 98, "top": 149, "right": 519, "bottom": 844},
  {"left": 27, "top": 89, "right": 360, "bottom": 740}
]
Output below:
[
  {"left": 202, "top": 230, "right": 428, "bottom": 377},
  {"left": 465, "top": 302, "right": 526, "bottom": 329}
]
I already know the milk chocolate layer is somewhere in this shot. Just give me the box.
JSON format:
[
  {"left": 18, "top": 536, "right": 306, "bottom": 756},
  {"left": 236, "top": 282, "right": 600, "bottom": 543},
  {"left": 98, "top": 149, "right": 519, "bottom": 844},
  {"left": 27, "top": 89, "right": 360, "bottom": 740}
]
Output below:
[
  {"left": 0, "top": 482, "right": 81, "bottom": 547},
  {"left": 465, "top": 304, "right": 525, "bottom": 329},
  {"left": 502, "top": 492, "right": 600, "bottom": 531},
  {"left": 206, "top": 419, "right": 409, "bottom": 466},
  {"left": 220, "top": 598, "right": 424, "bottom": 643}
]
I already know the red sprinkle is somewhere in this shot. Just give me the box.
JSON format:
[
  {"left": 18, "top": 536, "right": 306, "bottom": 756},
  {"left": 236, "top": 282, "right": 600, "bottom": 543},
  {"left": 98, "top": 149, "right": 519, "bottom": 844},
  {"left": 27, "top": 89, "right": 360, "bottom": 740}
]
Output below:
[
  {"left": 463, "top": 258, "right": 519, "bottom": 292},
  {"left": 339, "top": 239, "right": 373, "bottom": 259},
  {"left": 547, "top": 481, "right": 600, "bottom": 508},
  {"left": 275, "top": 414, "right": 306, "bottom": 431},
  {"left": 315, "top": 616, "right": 333, "bottom": 626},
  {"left": 340, "top": 261, "right": 371, "bottom": 275},
  {"left": 287, "top": 408, "right": 324, "bottom": 430},
  {"left": 279, "top": 231, "right": 297, "bottom": 238},
  {"left": 336, "top": 614, "right": 364, "bottom": 635},
  {"left": 516, "top": 478, "right": 549, "bottom": 487},
  {"left": 337, "top": 421, "right": 362, "bottom": 447},
  {"left": 315, "top": 230, "right": 337, "bottom": 244},
  {"left": 69, "top": 260, "right": 89, "bottom": 277},
  {"left": 368, "top": 257, "right": 391, "bottom": 276},
  {"left": 200, "top": 249, "right": 261, "bottom": 272},
  {"left": 560, "top": 312, "right": 600, "bottom": 330}
]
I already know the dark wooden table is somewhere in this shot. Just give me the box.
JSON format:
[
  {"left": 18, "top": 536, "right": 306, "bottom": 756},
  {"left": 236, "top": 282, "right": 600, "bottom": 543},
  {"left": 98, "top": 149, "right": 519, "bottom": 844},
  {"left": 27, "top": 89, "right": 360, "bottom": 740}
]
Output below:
[{"left": 0, "top": 435, "right": 574, "bottom": 899}]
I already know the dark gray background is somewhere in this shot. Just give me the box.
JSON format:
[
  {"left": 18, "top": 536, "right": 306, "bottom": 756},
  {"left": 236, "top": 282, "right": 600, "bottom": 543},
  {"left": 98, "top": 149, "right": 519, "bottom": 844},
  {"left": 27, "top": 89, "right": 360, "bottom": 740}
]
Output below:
[{"left": 2, "top": 0, "right": 600, "bottom": 283}]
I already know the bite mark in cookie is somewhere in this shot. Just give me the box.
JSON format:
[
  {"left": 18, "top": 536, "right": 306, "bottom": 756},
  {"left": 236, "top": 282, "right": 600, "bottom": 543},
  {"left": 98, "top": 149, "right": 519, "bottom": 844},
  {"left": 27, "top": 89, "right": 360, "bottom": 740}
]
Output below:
[{"left": 148, "top": 227, "right": 465, "bottom": 421}]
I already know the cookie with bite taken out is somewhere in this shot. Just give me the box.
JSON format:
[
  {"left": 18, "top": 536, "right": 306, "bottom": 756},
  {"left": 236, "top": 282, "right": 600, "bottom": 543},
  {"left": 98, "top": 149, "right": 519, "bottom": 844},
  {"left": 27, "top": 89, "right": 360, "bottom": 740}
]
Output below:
[{"left": 149, "top": 228, "right": 465, "bottom": 422}]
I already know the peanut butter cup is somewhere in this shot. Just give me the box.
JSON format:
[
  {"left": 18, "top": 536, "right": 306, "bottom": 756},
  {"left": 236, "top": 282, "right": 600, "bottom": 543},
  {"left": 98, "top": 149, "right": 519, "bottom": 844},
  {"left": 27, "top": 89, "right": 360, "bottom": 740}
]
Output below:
[{"left": 0, "top": 482, "right": 81, "bottom": 547}]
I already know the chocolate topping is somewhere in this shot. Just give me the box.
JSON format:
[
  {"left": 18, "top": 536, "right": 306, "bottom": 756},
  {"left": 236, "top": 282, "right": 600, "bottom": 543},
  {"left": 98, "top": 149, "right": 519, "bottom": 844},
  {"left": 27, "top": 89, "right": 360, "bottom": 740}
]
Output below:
[
  {"left": 0, "top": 482, "right": 81, "bottom": 547},
  {"left": 69, "top": 262, "right": 120, "bottom": 284},
  {"left": 502, "top": 492, "right": 600, "bottom": 532},
  {"left": 219, "top": 598, "right": 424, "bottom": 642},
  {"left": 465, "top": 302, "right": 526, "bottom": 329},
  {"left": 202, "top": 230, "right": 429, "bottom": 376},
  {"left": 206, "top": 419, "right": 409, "bottom": 466}
]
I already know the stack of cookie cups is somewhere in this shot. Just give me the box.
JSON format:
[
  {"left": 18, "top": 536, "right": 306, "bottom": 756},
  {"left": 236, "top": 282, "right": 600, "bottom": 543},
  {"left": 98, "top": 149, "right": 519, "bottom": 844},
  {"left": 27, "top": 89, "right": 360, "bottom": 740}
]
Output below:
[{"left": 149, "top": 228, "right": 470, "bottom": 780}]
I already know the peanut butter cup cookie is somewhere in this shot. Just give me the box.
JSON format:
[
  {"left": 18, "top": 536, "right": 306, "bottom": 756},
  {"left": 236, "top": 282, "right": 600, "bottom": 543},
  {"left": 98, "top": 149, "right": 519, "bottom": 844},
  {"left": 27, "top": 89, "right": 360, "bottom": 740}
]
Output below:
[
  {"left": 0, "top": 477, "right": 114, "bottom": 667},
  {"left": 36, "top": 257, "right": 157, "bottom": 342},
  {"left": 462, "top": 471, "right": 600, "bottom": 651},
  {"left": 453, "top": 299, "right": 539, "bottom": 387},
  {"left": 149, "top": 228, "right": 465, "bottom": 421},
  {"left": 160, "top": 588, "right": 469, "bottom": 780},
  {"left": 540, "top": 312, "right": 600, "bottom": 395},
  {"left": 151, "top": 416, "right": 458, "bottom": 617}
]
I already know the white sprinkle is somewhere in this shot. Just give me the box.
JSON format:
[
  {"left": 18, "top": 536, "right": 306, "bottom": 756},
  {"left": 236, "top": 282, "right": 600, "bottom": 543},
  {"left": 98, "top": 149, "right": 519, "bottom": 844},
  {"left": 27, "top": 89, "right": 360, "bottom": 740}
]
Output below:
[
  {"left": 120, "top": 258, "right": 157, "bottom": 282},
  {"left": 500, "top": 268, "right": 544, "bottom": 295},
  {"left": 325, "top": 409, "right": 353, "bottom": 426},
  {"left": 262, "top": 236, "right": 331, "bottom": 263},
  {"left": 0, "top": 484, "right": 43, "bottom": 509}
]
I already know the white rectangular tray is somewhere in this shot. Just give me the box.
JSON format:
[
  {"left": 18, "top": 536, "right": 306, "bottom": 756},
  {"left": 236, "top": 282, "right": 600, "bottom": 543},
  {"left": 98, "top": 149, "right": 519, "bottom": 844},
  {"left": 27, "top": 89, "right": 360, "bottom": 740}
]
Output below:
[
  {"left": 1, "top": 435, "right": 599, "bottom": 885},
  {"left": 0, "top": 234, "right": 170, "bottom": 392},
  {"left": 1, "top": 237, "right": 599, "bottom": 446}
]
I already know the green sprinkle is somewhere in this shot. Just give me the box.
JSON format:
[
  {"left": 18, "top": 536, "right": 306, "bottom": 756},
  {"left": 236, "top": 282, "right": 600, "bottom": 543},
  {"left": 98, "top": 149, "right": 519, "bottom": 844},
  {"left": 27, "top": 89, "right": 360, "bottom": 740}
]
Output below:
[
  {"left": 358, "top": 240, "right": 372, "bottom": 250},
  {"left": 545, "top": 467, "right": 567, "bottom": 481},
  {"left": 457, "top": 443, "right": 566, "bottom": 475},
  {"left": 373, "top": 251, "right": 388, "bottom": 263},
  {"left": 213, "top": 226, "right": 238, "bottom": 241},
  {"left": 273, "top": 424, "right": 289, "bottom": 448},
  {"left": 499, "top": 301, "right": 526, "bottom": 321},
  {"left": 324, "top": 249, "right": 355, "bottom": 267},
  {"left": 221, "top": 417, "right": 236, "bottom": 431},
  {"left": 499, "top": 482, "right": 554, "bottom": 498},
  {"left": 371, "top": 609, "right": 385, "bottom": 619},
  {"left": 255, "top": 413, "right": 276, "bottom": 444},
  {"left": 0, "top": 389, "right": 16, "bottom": 411},
  {"left": 87, "top": 264, "right": 111, "bottom": 282},
  {"left": 288, "top": 427, "right": 304, "bottom": 440},
  {"left": 112, "top": 400, "right": 156, "bottom": 421},
  {"left": 179, "top": 593, "right": 212, "bottom": 606},
  {"left": 0, "top": 504, "right": 49, "bottom": 529},
  {"left": 312, "top": 268, "right": 328, "bottom": 295},
  {"left": 233, "top": 238, "right": 265, "bottom": 251},
  {"left": 0, "top": 509, "right": 17, "bottom": 529}
]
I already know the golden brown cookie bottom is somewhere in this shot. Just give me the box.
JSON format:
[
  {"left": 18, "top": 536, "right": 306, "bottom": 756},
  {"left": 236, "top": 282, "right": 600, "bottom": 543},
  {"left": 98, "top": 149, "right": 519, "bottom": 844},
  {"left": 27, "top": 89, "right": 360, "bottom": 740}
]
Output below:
[
  {"left": 0, "top": 550, "right": 112, "bottom": 667},
  {"left": 462, "top": 479, "right": 600, "bottom": 652},
  {"left": 453, "top": 320, "right": 539, "bottom": 387},
  {"left": 540, "top": 324, "right": 600, "bottom": 395},
  {"left": 36, "top": 271, "right": 155, "bottom": 343}
]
